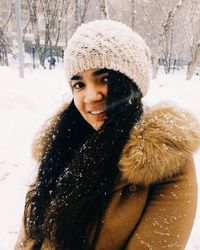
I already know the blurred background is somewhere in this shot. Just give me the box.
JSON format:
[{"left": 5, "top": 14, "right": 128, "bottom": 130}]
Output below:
[
  {"left": 0, "top": 0, "right": 200, "bottom": 79},
  {"left": 0, "top": 0, "right": 200, "bottom": 249}
]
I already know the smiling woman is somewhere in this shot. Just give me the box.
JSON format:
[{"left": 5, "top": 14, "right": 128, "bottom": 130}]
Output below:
[
  {"left": 15, "top": 20, "right": 200, "bottom": 250},
  {"left": 71, "top": 68, "right": 109, "bottom": 131}
]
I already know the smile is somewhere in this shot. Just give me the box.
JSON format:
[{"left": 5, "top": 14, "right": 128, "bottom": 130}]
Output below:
[{"left": 89, "top": 109, "right": 106, "bottom": 115}]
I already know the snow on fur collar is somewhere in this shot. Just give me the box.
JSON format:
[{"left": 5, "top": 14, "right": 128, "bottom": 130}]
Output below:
[
  {"left": 119, "top": 105, "right": 200, "bottom": 186},
  {"left": 32, "top": 103, "right": 200, "bottom": 187}
]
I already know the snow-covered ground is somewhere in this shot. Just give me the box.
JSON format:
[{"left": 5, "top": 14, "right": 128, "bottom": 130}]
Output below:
[{"left": 0, "top": 66, "right": 200, "bottom": 249}]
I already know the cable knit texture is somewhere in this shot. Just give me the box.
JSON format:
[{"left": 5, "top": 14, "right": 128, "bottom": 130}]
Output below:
[{"left": 64, "top": 19, "right": 151, "bottom": 96}]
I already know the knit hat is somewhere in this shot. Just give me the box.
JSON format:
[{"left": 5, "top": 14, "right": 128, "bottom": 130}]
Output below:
[{"left": 64, "top": 19, "right": 151, "bottom": 96}]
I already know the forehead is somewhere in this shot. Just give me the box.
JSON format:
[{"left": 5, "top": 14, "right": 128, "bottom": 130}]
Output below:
[{"left": 71, "top": 68, "right": 109, "bottom": 80}]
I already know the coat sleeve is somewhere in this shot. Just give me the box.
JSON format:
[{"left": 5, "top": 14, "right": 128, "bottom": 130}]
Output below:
[{"left": 125, "top": 157, "right": 197, "bottom": 250}]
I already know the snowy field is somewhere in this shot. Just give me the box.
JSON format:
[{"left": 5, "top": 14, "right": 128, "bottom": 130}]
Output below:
[{"left": 0, "top": 66, "right": 200, "bottom": 249}]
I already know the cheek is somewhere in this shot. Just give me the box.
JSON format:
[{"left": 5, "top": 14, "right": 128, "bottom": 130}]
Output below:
[
  {"left": 103, "top": 85, "right": 108, "bottom": 97},
  {"left": 74, "top": 94, "right": 84, "bottom": 113}
]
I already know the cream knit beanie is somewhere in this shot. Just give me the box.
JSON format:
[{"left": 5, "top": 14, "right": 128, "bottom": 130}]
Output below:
[{"left": 64, "top": 19, "right": 151, "bottom": 96}]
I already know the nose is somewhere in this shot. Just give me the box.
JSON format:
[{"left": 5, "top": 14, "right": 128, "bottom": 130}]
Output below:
[{"left": 84, "top": 86, "right": 104, "bottom": 103}]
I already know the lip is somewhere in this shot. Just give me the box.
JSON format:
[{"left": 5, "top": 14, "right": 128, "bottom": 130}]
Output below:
[{"left": 89, "top": 108, "right": 106, "bottom": 115}]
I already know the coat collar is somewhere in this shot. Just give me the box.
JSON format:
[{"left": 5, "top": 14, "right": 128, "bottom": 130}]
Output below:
[{"left": 119, "top": 105, "right": 200, "bottom": 186}]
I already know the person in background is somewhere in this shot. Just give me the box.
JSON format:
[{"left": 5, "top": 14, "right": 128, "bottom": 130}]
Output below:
[
  {"left": 15, "top": 19, "right": 200, "bottom": 250},
  {"left": 48, "top": 56, "right": 56, "bottom": 70}
]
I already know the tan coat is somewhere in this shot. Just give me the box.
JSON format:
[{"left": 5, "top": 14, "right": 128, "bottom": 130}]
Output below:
[{"left": 15, "top": 105, "right": 200, "bottom": 250}]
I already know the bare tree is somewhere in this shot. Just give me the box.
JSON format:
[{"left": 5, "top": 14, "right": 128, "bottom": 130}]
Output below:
[
  {"left": 73, "top": 0, "right": 90, "bottom": 27},
  {"left": 39, "top": 0, "right": 59, "bottom": 62},
  {"left": 140, "top": 0, "right": 186, "bottom": 78},
  {"left": 99, "top": 0, "right": 109, "bottom": 19},
  {"left": 0, "top": 28, "right": 9, "bottom": 66},
  {"left": 0, "top": 2, "right": 15, "bottom": 65},
  {"left": 79, "top": 0, "right": 90, "bottom": 24},
  {"left": 186, "top": 43, "right": 200, "bottom": 79},
  {"left": 26, "top": 0, "right": 68, "bottom": 67},
  {"left": 160, "top": 0, "right": 186, "bottom": 73},
  {"left": 62, "top": 0, "right": 90, "bottom": 46},
  {"left": 182, "top": 0, "right": 200, "bottom": 80},
  {"left": 74, "top": 0, "right": 79, "bottom": 26},
  {"left": 2, "top": 0, "right": 199, "bottom": 75},
  {"left": 131, "top": 0, "right": 137, "bottom": 29},
  {"left": 26, "top": 0, "right": 43, "bottom": 66}
]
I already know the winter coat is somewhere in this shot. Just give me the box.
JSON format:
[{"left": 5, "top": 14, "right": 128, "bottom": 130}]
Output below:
[{"left": 15, "top": 105, "right": 200, "bottom": 250}]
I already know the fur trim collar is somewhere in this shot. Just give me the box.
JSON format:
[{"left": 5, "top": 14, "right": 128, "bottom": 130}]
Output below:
[{"left": 119, "top": 105, "right": 200, "bottom": 186}]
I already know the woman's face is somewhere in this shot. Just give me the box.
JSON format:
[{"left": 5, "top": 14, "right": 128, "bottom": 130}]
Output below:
[{"left": 70, "top": 68, "right": 109, "bottom": 130}]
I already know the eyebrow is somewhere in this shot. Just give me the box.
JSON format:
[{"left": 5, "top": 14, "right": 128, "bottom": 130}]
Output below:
[
  {"left": 71, "top": 68, "right": 109, "bottom": 81},
  {"left": 71, "top": 75, "right": 82, "bottom": 80},
  {"left": 92, "top": 68, "right": 109, "bottom": 76}
]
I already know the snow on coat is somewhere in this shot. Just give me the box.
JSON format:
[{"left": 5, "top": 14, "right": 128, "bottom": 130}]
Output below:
[{"left": 15, "top": 104, "right": 200, "bottom": 250}]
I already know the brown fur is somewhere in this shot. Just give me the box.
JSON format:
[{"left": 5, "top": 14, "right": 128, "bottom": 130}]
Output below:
[
  {"left": 119, "top": 105, "right": 200, "bottom": 185},
  {"left": 32, "top": 103, "right": 200, "bottom": 186}
]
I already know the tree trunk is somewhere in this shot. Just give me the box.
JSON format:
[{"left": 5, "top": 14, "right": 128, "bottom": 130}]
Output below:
[
  {"left": 27, "top": 0, "right": 43, "bottom": 66},
  {"left": 131, "top": 0, "right": 136, "bottom": 29},
  {"left": 186, "top": 43, "right": 200, "bottom": 80},
  {"left": 0, "top": 5, "right": 15, "bottom": 66},
  {"left": 74, "top": 0, "right": 79, "bottom": 26},
  {"left": 80, "top": 0, "right": 90, "bottom": 24},
  {"left": 0, "top": 28, "right": 9, "bottom": 66},
  {"left": 99, "top": 0, "right": 109, "bottom": 19},
  {"left": 152, "top": 53, "right": 159, "bottom": 79}
]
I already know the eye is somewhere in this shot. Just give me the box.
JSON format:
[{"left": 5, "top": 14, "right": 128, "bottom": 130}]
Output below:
[
  {"left": 71, "top": 82, "right": 85, "bottom": 90},
  {"left": 101, "top": 76, "right": 109, "bottom": 84}
]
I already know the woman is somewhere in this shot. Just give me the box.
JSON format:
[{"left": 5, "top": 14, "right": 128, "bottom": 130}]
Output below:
[{"left": 16, "top": 20, "right": 200, "bottom": 250}]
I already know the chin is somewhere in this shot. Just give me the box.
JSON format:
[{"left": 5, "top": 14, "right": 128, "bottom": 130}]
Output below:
[{"left": 92, "top": 121, "right": 104, "bottom": 131}]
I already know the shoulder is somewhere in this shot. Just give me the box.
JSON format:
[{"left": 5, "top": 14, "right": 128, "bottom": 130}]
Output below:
[{"left": 119, "top": 104, "right": 200, "bottom": 186}]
